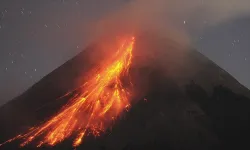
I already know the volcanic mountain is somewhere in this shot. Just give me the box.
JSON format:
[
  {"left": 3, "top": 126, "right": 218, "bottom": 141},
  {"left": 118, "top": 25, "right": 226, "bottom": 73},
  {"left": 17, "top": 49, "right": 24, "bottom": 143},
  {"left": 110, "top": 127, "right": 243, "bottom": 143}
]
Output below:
[{"left": 0, "top": 33, "right": 250, "bottom": 150}]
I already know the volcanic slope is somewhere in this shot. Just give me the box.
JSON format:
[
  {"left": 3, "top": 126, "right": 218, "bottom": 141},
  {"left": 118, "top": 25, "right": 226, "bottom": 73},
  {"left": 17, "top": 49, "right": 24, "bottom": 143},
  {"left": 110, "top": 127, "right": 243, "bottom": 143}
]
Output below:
[{"left": 0, "top": 33, "right": 250, "bottom": 150}]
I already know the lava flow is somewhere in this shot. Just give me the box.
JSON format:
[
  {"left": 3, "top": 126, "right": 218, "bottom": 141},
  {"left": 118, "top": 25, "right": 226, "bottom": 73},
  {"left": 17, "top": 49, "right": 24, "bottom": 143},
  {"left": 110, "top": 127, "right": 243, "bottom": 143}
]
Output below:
[{"left": 1, "top": 36, "right": 135, "bottom": 148}]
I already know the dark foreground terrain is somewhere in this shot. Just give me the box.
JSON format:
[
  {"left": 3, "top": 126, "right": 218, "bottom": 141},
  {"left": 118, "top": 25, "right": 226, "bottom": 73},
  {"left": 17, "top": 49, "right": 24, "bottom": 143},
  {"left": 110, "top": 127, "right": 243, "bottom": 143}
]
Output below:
[{"left": 0, "top": 33, "right": 250, "bottom": 150}]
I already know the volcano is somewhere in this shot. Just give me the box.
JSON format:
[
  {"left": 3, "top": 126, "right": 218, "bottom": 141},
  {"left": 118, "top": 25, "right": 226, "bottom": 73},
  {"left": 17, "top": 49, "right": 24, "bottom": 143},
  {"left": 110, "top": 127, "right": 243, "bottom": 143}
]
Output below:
[{"left": 0, "top": 33, "right": 250, "bottom": 150}]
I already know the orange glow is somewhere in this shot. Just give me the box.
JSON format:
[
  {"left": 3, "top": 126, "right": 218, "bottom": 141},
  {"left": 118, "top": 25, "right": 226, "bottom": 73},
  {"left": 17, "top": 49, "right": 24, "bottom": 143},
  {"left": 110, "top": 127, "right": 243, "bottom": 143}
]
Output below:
[{"left": 0, "top": 36, "right": 135, "bottom": 148}]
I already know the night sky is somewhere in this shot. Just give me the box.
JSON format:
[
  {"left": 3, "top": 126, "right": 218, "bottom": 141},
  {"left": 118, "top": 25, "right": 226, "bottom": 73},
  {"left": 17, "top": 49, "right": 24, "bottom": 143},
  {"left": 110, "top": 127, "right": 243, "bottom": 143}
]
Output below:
[{"left": 0, "top": 0, "right": 250, "bottom": 105}]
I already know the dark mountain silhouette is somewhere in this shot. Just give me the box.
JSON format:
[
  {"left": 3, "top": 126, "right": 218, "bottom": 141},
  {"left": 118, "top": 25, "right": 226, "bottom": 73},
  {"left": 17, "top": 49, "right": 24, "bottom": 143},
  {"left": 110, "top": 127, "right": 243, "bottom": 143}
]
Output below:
[{"left": 0, "top": 33, "right": 250, "bottom": 150}]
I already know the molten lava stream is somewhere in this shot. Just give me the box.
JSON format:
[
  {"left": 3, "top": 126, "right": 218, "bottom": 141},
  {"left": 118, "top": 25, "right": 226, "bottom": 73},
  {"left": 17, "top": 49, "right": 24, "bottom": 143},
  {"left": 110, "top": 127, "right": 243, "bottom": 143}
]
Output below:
[{"left": 0, "top": 36, "right": 135, "bottom": 148}]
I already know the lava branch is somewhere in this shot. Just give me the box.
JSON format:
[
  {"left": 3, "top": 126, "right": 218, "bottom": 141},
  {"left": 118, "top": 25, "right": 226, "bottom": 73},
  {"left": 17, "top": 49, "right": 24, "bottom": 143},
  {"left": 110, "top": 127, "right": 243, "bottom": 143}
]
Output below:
[{"left": 0, "top": 36, "right": 135, "bottom": 148}]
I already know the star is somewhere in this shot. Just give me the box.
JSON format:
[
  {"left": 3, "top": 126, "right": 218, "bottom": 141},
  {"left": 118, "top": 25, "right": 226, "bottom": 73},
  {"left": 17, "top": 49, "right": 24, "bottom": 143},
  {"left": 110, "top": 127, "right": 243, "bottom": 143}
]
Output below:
[{"left": 56, "top": 24, "right": 61, "bottom": 28}]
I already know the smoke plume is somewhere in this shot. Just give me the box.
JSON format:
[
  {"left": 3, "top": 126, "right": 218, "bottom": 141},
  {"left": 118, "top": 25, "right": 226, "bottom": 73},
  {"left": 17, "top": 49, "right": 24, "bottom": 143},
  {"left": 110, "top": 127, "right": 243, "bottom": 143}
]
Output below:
[{"left": 86, "top": 0, "right": 250, "bottom": 45}]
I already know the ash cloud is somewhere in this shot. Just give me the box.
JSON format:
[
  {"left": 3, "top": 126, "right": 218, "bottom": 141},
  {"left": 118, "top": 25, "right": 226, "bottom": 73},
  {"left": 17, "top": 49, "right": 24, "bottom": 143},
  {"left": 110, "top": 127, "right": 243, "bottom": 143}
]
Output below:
[{"left": 87, "top": 0, "right": 250, "bottom": 45}]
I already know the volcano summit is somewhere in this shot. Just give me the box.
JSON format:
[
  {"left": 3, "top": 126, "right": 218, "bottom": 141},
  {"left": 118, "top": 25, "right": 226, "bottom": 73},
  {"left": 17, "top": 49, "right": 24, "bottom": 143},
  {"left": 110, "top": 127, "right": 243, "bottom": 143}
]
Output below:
[{"left": 0, "top": 33, "right": 250, "bottom": 150}]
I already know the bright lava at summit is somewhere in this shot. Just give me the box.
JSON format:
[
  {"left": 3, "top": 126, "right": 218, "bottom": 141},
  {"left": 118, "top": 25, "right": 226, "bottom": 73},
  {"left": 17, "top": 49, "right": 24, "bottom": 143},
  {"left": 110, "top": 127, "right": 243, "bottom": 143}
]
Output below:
[{"left": 0, "top": 36, "right": 135, "bottom": 148}]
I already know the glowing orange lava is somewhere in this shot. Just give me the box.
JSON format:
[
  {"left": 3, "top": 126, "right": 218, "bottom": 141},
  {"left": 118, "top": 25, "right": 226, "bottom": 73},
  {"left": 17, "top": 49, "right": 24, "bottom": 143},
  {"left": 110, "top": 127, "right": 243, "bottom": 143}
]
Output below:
[{"left": 0, "top": 36, "right": 135, "bottom": 148}]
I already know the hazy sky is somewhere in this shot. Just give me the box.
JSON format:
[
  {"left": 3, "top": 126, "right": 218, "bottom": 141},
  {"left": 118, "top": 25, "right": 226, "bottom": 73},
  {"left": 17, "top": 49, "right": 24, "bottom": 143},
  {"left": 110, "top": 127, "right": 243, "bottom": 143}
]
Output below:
[{"left": 0, "top": 0, "right": 250, "bottom": 105}]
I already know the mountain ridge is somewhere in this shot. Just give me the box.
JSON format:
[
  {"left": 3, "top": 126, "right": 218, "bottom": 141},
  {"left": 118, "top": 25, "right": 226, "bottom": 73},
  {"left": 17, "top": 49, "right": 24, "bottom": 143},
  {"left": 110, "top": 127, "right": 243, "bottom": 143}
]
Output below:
[{"left": 0, "top": 33, "right": 250, "bottom": 150}]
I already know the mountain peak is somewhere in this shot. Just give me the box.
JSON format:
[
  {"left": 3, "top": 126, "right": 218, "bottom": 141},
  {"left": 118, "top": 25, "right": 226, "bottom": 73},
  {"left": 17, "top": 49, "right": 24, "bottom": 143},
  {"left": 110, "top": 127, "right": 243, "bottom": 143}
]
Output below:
[{"left": 0, "top": 33, "right": 250, "bottom": 150}]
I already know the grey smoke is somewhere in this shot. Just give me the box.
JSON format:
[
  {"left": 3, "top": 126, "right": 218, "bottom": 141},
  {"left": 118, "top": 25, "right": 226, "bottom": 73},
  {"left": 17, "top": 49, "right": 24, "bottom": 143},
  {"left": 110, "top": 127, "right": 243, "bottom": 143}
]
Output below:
[{"left": 87, "top": 0, "right": 250, "bottom": 45}]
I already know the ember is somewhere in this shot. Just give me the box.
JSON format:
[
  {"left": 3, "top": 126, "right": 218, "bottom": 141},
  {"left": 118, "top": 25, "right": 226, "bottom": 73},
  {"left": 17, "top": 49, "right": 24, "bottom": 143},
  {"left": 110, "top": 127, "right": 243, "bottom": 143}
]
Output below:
[{"left": 0, "top": 36, "right": 135, "bottom": 148}]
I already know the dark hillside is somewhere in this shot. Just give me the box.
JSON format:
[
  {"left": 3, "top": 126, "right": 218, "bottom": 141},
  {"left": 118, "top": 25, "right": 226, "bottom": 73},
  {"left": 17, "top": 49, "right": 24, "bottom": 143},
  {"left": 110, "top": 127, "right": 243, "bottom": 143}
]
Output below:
[{"left": 0, "top": 33, "right": 250, "bottom": 150}]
